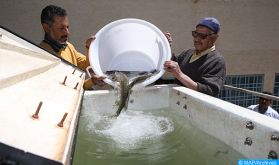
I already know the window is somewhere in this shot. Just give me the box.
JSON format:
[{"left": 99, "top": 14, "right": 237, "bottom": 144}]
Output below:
[
  {"left": 273, "top": 73, "right": 279, "bottom": 112},
  {"left": 219, "top": 74, "right": 264, "bottom": 108}
]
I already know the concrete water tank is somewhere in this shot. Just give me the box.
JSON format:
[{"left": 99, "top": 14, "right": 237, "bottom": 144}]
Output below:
[{"left": 1, "top": 25, "right": 279, "bottom": 165}]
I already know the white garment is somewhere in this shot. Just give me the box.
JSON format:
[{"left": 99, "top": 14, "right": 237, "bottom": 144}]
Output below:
[{"left": 247, "top": 104, "right": 279, "bottom": 120}]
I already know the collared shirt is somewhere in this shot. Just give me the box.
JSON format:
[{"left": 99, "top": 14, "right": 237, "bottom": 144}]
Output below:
[
  {"left": 40, "top": 41, "right": 93, "bottom": 89},
  {"left": 39, "top": 41, "right": 89, "bottom": 71},
  {"left": 189, "top": 45, "right": 215, "bottom": 63},
  {"left": 173, "top": 48, "right": 226, "bottom": 97},
  {"left": 247, "top": 104, "right": 279, "bottom": 120}
]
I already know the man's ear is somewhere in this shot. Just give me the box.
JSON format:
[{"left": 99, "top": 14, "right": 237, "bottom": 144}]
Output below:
[
  {"left": 42, "top": 23, "right": 50, "bottom": 33},
  {"left": 211, "top": 33, "right": 218, "bottom": 43}
]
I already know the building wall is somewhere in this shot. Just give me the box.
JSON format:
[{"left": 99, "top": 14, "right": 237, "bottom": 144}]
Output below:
[{"left": 1, "top": 0, "right": 279, "bottom": 91}]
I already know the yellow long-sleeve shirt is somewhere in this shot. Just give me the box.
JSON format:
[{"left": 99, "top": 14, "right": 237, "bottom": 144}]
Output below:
[{"left": 39, "top": 41, "right": 93, "bottom": 89}]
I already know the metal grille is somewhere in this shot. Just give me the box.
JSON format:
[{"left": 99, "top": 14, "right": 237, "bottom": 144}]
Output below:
[
  {"left": 218, "top": 74, "right": 264, "bottom": 108},
  {"left": 273, "top": 73, "right": 279, "bottom": 112}
]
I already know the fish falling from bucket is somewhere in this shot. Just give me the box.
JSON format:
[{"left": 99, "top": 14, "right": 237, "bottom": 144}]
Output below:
[{"left": 111, "top": 71, "right": 156, "bottom": 117}]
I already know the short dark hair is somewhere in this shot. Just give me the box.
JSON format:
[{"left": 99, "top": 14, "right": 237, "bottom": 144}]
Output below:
[
  {"left": 260, "top": 91, "right": 273, "bottom": 100},
  {"left": 41, "top": 5, "right": 67, "bottom": 24},
  {"left": 262, "top": 91, "right": 273, "bottom": 95}
]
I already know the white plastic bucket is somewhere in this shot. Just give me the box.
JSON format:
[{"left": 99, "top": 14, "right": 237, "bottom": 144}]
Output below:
[{"left": 89, "top": 18, "right": 171, "bottom": 88}]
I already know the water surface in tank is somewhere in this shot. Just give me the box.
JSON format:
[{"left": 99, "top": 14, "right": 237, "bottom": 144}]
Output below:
[{"left": 72, "top": 107, "right": 244, "bottom": 165}]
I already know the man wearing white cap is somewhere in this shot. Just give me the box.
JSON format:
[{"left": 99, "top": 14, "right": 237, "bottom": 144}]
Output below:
[{"left": 164, "top": 17, "right": 226, "bottom": 97}]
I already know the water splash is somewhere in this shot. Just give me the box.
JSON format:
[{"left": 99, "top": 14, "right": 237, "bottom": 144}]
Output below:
[{"left": 88, "top": 110, "right": 174, "bottom": 149}]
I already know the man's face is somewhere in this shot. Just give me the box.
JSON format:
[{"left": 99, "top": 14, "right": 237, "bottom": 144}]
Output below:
[
  {"left": 45, "top": 16, "right": 69, "bottom": 44},
  {"left": 192, "top": 26, "right": 217, "bottom": 53},
  {"left": 258, "top": 97, "right": 271, "bottom": 111}
]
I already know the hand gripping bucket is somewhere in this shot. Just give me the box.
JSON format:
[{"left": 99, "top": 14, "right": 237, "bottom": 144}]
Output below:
[{"left": 88, "top": 18, "right": 171, "bottom": 88}]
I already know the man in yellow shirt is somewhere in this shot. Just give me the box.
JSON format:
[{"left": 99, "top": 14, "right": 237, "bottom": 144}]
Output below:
[{"left": 39, "top": 5, "right": 105, "bottom": 89}]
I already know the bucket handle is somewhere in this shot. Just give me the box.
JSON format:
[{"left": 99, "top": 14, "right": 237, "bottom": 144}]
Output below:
[
  {"left": 85, "top": 66, "right": 117, "bottom": 88},
  {"left": 86, "top": 66, "right": 93, "bottom": 78}
]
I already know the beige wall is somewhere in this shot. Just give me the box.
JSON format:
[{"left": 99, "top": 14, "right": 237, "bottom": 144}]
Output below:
[{"left": 1, "top": 0, "right": 279, "bottom": 91}]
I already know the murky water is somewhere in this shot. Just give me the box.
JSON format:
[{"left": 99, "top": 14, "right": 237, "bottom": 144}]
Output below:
[{"left": 72, "top": 108, "right": 244, "bottom": 165}]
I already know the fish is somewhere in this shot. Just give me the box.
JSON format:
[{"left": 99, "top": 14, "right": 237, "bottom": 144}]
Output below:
[
  {"left": 111, "top": 71, "right": 155, "bottom": 117},
  {"left": 214, "top": 148, "right": 229, "bottom": 158},
  {"left": 112, "top": 72, "right": 130, "bottom": 117}
]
